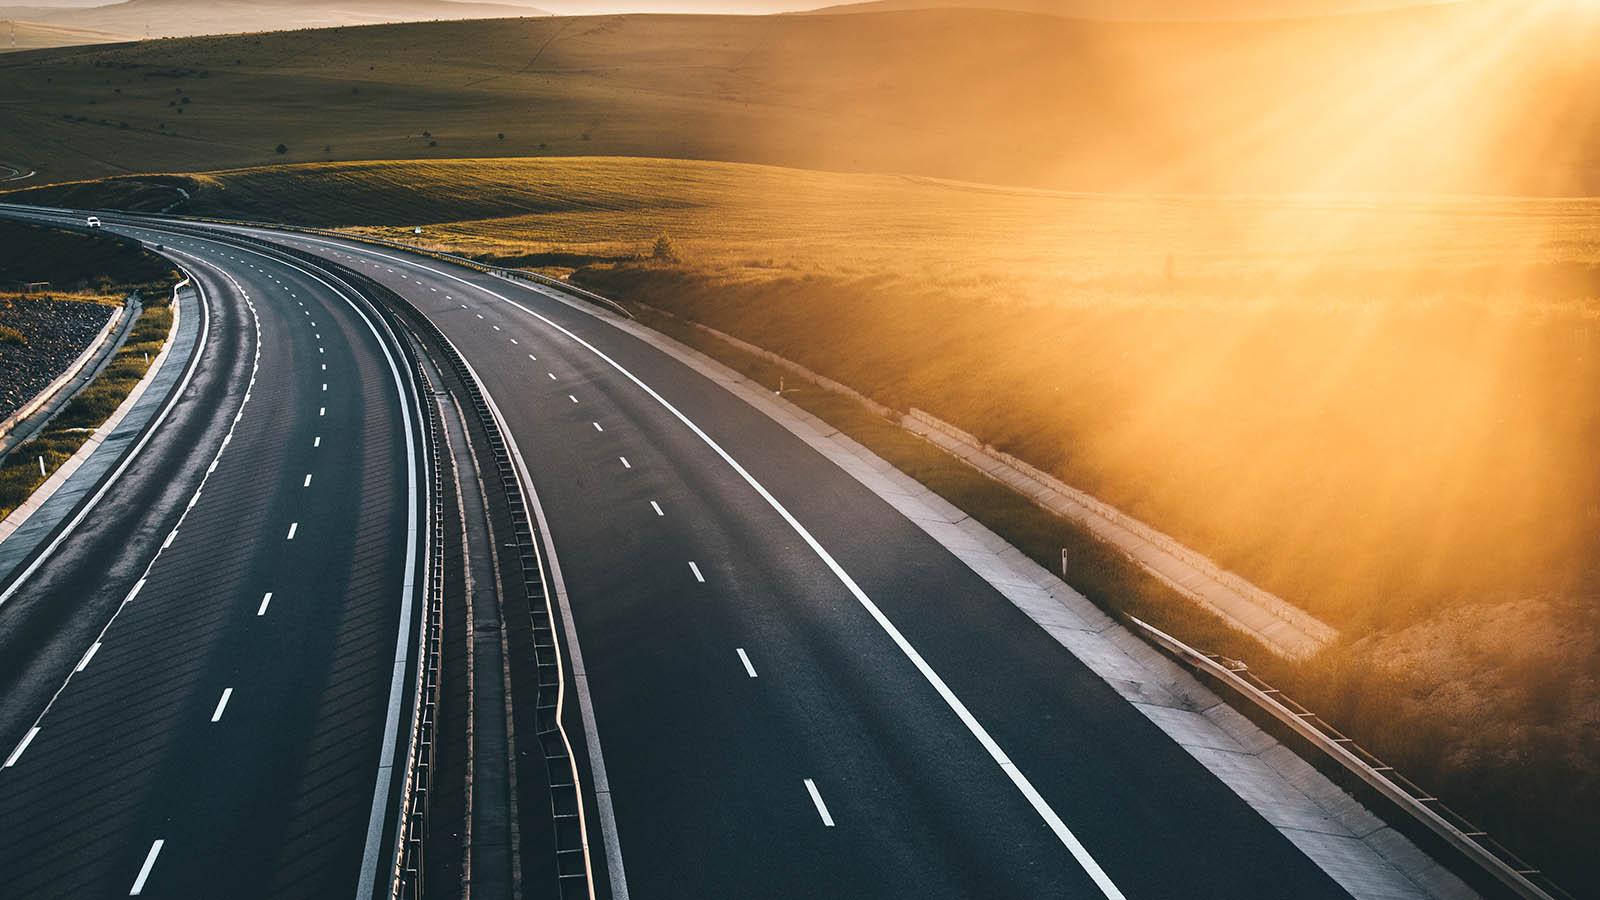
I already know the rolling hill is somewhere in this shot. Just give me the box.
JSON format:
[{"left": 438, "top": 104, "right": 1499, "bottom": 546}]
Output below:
[
  {"left": 0, "top": 4, "right": 1596, "bottom": 194},
  {"left": 4, "top": 0, "right": 548, "bottom": 39},
  {"left": 799, "top": 0, "right": 1451, "bottom": 20},
  {"left": 0, "top": 18, "right": 130, "bottom": 49}
]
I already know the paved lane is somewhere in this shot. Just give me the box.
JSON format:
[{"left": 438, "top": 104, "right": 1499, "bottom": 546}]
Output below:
[
  {"left": 254, "top": 229, "right": 1353, "bottom": 900},
  {"left": 0, "top": 225, "right": 424, "bottom": 899}
]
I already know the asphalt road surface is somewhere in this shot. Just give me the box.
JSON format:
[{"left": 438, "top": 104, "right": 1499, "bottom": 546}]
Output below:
[
  {"left": 237, "top": 224, "right": 1358, "bottom": 900},
  {"left": 0, "top": 217, "right": 425, "bottom": 899}
]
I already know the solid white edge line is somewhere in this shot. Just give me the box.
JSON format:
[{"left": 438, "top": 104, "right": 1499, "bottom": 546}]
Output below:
[
  {"left": 264, "top": 230, "right": 1128, "bottom": 899},
  {"left": 804, "top": 778, "right": 835, "bottom": 827},
  {"left": 736, "top": 648, "right": 758, "bottom": 678},
  {"left": 129, "top": 839, "right": 163, "bottom": 895},
  {"left": 3, "top": 726, "right": 39, "bottom": 768},
  {"left": 75, "top": 641, "right": 102, "bottom": 673},
  {"left": 210, "top": 687, "right": 233, "bottom": 722}
]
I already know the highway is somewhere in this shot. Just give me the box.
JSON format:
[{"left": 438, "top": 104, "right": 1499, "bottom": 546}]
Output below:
[
  {"left": 0, "top": 215, "right": 426, "bottom": 898},
  {"left": 227, "top": 224, "right": 1360, "bottom": 899}
]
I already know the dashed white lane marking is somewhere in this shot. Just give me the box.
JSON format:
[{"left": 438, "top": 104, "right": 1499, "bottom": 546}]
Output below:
[
  {"left": 619, "top": 456, "right": 631, "bottom": 469},
  {"left": 75, "top": 642, "right": 101, "bottom": 673},
  {"left": 568, "top": 395, "right": 578, "bottom": 404},
  {"left": 593, "top": 422, "right": 604, "bottom": 432},
  {"left": 736, "top": 648, "right": 758, "bottom": 678},
  {"left": 322, "top": 383, "right": 328, "bottom": 391},
  {"left": 3, "top": 727, "right": 39, "bottom": 768},
  {"left": 319, "top": 407, "right": 326, "bottom": 417},
  {"left": 688, "top": 561, "right": 704, "bottom": 583},
  {"left": 258, "top": 592, "right": 272, "bottom": 616},
  {"left": 459, "top": 303, "right": 467, "bottom": 308},
  {"left": 319, "top": 348, "right": 324, "bottom": 354},
  {"left": 314, "top": 436, "right": 322, "bottom": 447},
  {"left": 129, "top": 839, "right": 163, "bottom": 895},
  {"left": 286, "top": 522, "right": 299, "bottom": 540},
  {"left": 548, "top": 372, "right": 557, "bottom": 381},
  {"left": 510, "top": 338, "right": 519, "bottom": 345},
  {"left": 650, "top": 501, "right": 663, "bottom": 517},
  {"left": 210, "top": 688, "right": 233, "bottom": 722},
  {"left": 321, "top": 363, "right": 326, "bottom": 371},
  {"left": 476, "top": 314, "right": 484, "bottom": 319},
  {"left": 303, "top": 474, "right": 313, "bottom": 487},
  {"left": 493, "top": 325, "right": 502, "bottom": 331},
  {"left": 527, "top": 354, "right": 537, "bottom": 361},
  {"left": 804, "top": 779, "right": 835, "bottom": 827}
]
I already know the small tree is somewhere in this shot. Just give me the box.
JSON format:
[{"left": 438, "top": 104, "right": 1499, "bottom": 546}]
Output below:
[
  {"left": 275, "top": 143, "right": 288, "bottom": 154},
  {"left": 651, "top": 233, "right": 679, "bottom": 263},
  {"left": 497, "top": 132, "right": 505, "bottom": 140}
]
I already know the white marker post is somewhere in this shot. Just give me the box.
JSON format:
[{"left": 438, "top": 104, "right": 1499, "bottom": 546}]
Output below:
[{"left": 1061, "top": 548, "right": 1069, "bottom": 578}]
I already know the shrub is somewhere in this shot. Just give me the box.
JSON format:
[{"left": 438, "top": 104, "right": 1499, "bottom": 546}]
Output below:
[
  {"left": 651, "top": 233, "right": 679, "bottom": 263},
  {"left": 275, "top": 143, "right": 287, "bottom": 154}
]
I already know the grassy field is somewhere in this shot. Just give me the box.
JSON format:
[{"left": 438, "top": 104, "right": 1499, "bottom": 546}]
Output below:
[
  {"left": 16, "top": 155, "right": 1594, "bottom": 884},
  {"left": 2, "top": 4, "right": 1599, "bottom": 194}
]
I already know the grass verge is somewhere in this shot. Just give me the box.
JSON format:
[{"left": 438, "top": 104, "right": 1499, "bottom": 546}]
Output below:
[{"left": 0, "top": 288, "right": 174, "bottom": 520}]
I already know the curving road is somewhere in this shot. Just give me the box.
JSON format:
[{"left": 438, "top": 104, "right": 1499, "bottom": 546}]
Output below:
[
  {"left": 0, "top": 215, "right": 426, "bottom": 899},
  {"left": 230, "top": 224, "right": 1358, "bottom": 900}
]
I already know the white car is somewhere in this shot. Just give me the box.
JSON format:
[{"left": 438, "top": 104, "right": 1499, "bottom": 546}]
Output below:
[{"left": 85, "top": 216, "right": 101, "bottom": 228}]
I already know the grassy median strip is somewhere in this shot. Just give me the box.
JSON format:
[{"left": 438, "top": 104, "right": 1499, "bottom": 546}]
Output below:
[{"left": 0, "top": 290, "right": 174, "bottom": 520}]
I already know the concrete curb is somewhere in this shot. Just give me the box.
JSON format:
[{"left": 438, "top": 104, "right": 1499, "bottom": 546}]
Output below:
[
  {"left": 0, "top": 299, "right": 128, "bottom": 456},
  {"left": 0, "top": 279, "right": 195, "bottom": 584}
]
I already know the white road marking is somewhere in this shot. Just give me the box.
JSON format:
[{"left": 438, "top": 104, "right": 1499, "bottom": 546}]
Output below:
[
  {"left": 210, "top": 687, "right": 233, "bottom": 722},
  {"left": 476, "top": 313, "right": 484, "bottom": 319},
  {"left": 322, "top": 383, "right": 328, "bottom": 391},
  {"left": 568, "top": 395, "right": 578, "bottom": 404},
  {"left": 273, "top": 240, "right": 1133, "bottom": 899},
  {"left": 593, "top": 422, "right": 603, "bottom": 432},
  {"left": 314, "top": 436, "right": 322, "bottom": 447},
  {"left": 319, "top": 407, "right": 325, "bottom": 416},
  {"left": 129, "top": 839, "right": 163, "bottom": 895},
  {"left": 321, "top": 363, "right": 326, "bottom": 371},
  {"left": 736, "top": 648, "right": 757, "bottom": 678},
  {"left": 75, "top": 642, "right": 102, "bottom": 673},
  {"left": 286, "top": 522, "right": 298, "bottom": 540},
  {"left": 688, "top": 561, "right": 704, "bottom": 583},
  {"left": 528, "top": 354, "right": 537, "bottom": 361},
  {"left": 162, "top": 530, "right": 177, "bottom": 549},
  {"left": 547, "top": 372, "right": 557, "bottom": 380},
  {"left": 510, "top": 338, "right": 519, "bottom": 345},
  {"left": 319, "top": 348, "right": 324, "bottom": 354},
  {"left": 493, "top": 325, "right": 502, "bottom": 331},
  {"left": 303, "top": 474, "right": 312, "bottom": 487},
  {"left": 650, "top": 501, "right": 663, "bottom": 517},
  {"left": 804, "top": 779, "right": 835, "bottom": 827},
  {"left": 619, "top": 456, "right": 631, "bottom": 469},
  {"left": 258, "top": 592, "right": 272, "bottom": 615},
  {"left": 4, "top": 727, "right": 39, "bottom": 768}
]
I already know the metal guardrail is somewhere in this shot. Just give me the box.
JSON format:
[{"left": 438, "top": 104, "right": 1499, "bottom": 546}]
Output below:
[
  {"left": 1125, "top": 615, "right": 1573, "bottom": 900},
  {"left": 386, "top": 283, "right": 595, "bottom": 900},
  {"left": 394, "top": 357, "right": 446, "bottom": 900}
]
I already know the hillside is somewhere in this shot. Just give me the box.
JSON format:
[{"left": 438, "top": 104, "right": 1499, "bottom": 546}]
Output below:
[
  {"left": 7, "top": 0, "right": 548, "bottom": 39},
  {"left": 799, "top": 0, "right": 1445, "bottom": 21},
  {"left": 0, "top": 5, "right": 1596, "bottom": 194},
  {"left": 0, "top": 18, "right": 130, "bottom": 50}
]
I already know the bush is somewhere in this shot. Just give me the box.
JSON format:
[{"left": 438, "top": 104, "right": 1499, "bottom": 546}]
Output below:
[
  {"left": 651, "top": 233, "right": 679, "bottom": 263},
  {"left": 275, "top": 143, "right": 287, "bottom": 154},
  {"left": 0, "top": 324, "right": 26, "bottom": 346}
]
